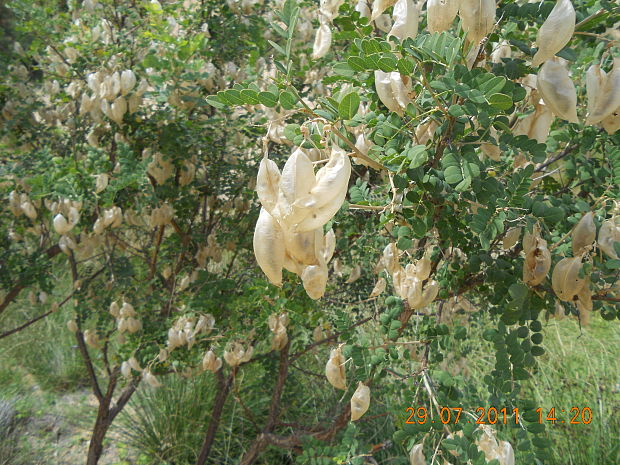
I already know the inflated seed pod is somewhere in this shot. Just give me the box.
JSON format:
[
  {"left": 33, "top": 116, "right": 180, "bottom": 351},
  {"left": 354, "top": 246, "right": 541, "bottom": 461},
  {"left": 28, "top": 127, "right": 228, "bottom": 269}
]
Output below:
[
  {"left": 531, "top": 0, "right": 575, "bottom": 67},
  {"left": 350, "top": 382, "right": 370, "bottom": 421},
  {"left": 278, "top": 148, "right": 316, "bottom": 226},
  {"left": 427, "top": 0, "right": 459, "bottom": 33},
  {"left": 253, "top": 208, "right": 285, "bottom": 286},
  {"left": 551, "top": 256, "right": 585, "bottom": 301},
  {"left": 601, "top": 107, "right": 620, "bottom": 134},
  {"left": 369, "top": 278, "right": 387, "bottom": 298},
  {"left": 53, "top": 213, "right": 72, "bottom": 235},
  {"left": 256, "top": 154, "right": 281, "bottom": 215},
  {"left": 491, "top": 40, "right": 511, "bottom": 63},
  {"left": 502, "top": 227, "right": 522, "bottom": 250},
  {"left": 320, "top": 0, "right": 345, "bottom": 20},
  {"left": 283, "top": 227, "right": 322, "bottom": 266},
  {"left": 355, "top": 0, "right": 371, "bottom": 18},
  {"left": 301, "top": 264, "right": 329, "bottom": 299},
  {"left": 143, "top": 370, "right": 162, "bottom": 388},
  {"left": 571, "top": 212, "right": 595, "bottom": 255},
  {"left": 390, "top": 72, "right": 413, "bottom": 112},
  {"left": 128, "top": 356, "right": 141, "bottom": 371},
  {"left": 67, "top": 320, "right": 78, "bottom": 333},
  {"left": 598, "top": 219, "right": 620, "bottom": 259},
  {"left": 375, "top": 70, "right": 402, "bottom": 114},
  {"left": 371, "top": 0, "right": 398, "bottom": 20},
  {"left": 458, "top": 0, "right": 495, "bottom": 62},
  {"left": 346, "top": 264, "right": 361, "bottom": 284},
  {"left": 481, "top": 142, "right": 501, "bottom": 161},
  {"left": 312, "top": 17, "right": 332, "bottom": 60},
  {"left": 382, "top": 243, "right": 400, "bottom": 274},
  {"left": 576, "top": 278, "right": 592, "bottom": 312},
  {"left": 585, "top": 64, "right": 605, "bottom": 124},
  {"left": 325, "top": 346, "right": 347, "bottom": 390},
  {"left": 409, "top": 443, "right": 425, "bottom": 465},
  {"left": 523, "top": 227, "right": 551, "bottom": 286},
  {"left": 537, "top": 58, "right": 579, "bottom": 123},
  {"left": 586, "top": 58, "right": 620, "bottom": 125},
  {"left": 389, "top": 0, "right": 420, "bottom": 41},
  {"left": 202, "top": 350, "right": 222, "bottom": 372}
]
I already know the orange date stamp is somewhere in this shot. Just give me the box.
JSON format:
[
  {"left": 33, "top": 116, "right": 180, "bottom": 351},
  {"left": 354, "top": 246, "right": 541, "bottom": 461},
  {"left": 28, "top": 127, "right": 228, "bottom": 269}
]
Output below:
[{"left": 404, "top": 407, "right": 593, "bottom": 425}]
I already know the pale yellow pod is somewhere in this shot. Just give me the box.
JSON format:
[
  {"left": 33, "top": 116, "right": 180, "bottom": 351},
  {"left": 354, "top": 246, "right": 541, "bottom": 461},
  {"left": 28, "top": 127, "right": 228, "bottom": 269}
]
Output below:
[
  {"left": 355, "top": 0, "right": 371, "bottom": 18},
  {"left": 598, "top": 219, "right": 620, "bottom": 259},
  {"left": 350, "top": 382, "right": 370, "bottom": 421},
  {"left": 371, "top": 0, "right": 398, "bottom": 20},
  {"left": 571, "top": 211, "right": 595, "bottom": 255},
  {"left": 389, "top": 0, "right": 420, "bottom": 41},
  {"left": 427, "top": 0, "right": 459, "bottom": 33},
  {"left": 601, "top": 107, "right": 620, "bottom": 134},
  {"left": 390, "top": 72, "right": 413, "bottom": 112},
  {"left": 325, "top": 347, "right": 347, "bottom": 389},
  {"left": 585, "top": 64, "right": 605, "bottom": 124},
  {"left": 491, "top": 40, "right": 511, "bottom": 64},
  {"left": 374, "top": 14, "right": 393, "bottom": 33},
  {"left": 369, "top": 277, "right": 387, "bottom": 298},
  {"left": 537, "top": 58, "right": 579, "bottom": 123},
  {"left": 586, "top": 58, "right": 620, "bottom": 125},
  {"left": 531, "top": 0, "right": 575, "bottom": 67},
  {"left": 383, "top": 243, "right": 400, "bottom": 274},
  {"left": 295, "top": 183, "right": 349, "bottom": 232},
  {"left": 278, "top": 148, "right": 316, "bottom": 224},
  {"left": 527, "top": 101, "right": 554, "bottom": 143},
  {"left": 523, "top": 236, "right": 551, "bottom": 286},
  {"left": 458, "top": 0, "right": 495, "bottom": 46},
  {"left": 502, "top": 227, "right": 522, "bottom": 250},
  {"left": 551, "top": 256, "right": 585, "bottom": 301},
  {"left": 256, "top": 155, "right": 281, "bottom": 215},
  {"left": 576, "top": 278, "right": 592, "bottom": 313},
  {"left": 346, "top": 264, "right": 362, "bottom": 283},
  {"left": 253, "top": 208, "right": 285, "bottom": 286},
  {"left": 322, "top": 229, "right": 337, "bottom": 263},
  {"left": 375, "top": 70, "right": 402, "bottom": 114},
  {"left": 409, "top": 443, "right": 426, "bottom": 465},
  {"left": 312, "top": 17, "right": 332, "bottom": 60},
  {"left": 301, "top": 264, "right": 329, "bottom": 299},
  {"left": 283, "top": 227, "right": 321, "bottom": 266},
  {"left": 419, "top": 280, "right": 439, "bottom": 308},
  {"left": 319, "top": 0, "right": 345, "bottom": 21},
  {"left": 481, "top": 143, "right": 501, "bottom": 161},
  {"left": 498, "top": 441, "right": 515, "bottom": 465}
]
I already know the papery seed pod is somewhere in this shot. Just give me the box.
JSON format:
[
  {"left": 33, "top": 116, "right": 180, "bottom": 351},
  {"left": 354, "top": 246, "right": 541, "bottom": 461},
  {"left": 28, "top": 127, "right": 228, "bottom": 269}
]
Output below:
[
  {"left": 585, "top": 64, "right": 606, "bottom": 123},
  {"left": 120, "top": 70, "right": 136, "bottom": 95},
  {"left": 374, "top": 14, "right": 393, "bottom": 33},
  {"left": 253, "top": 208, "right": 285, "bottom": 286},
  {"left": 313, "top": 324, "right": 324, "bottom": 342},
  {"left": 320, "top": 0, "right": 345, "bottom": 20},
  {"left": 390, "top": 72, "right": 413, "bottom": 112},
  {"left": 121, "top": 361, "right": 132, "bottom": 379},
  {"left": 531, "top": 0, "right": 575, "bottom": 67},
  {"left": 120, "top": 301, "right": 135, "bottom": 317},
  {"left": 21, "top": 202, "right": 36, "bottom": 220},
  {"left": 302, "top": 264, "right": 329, "bottom": 299},
  {"left": 350, "top": 382, "right": 370, "bottom": 421},
  {"left": 346, "top": 265, "right": 361, "bottom": 284},
  {"left": 67, "top": 320, "right": 78, "bottom": 332},
  {"left": 551, "top": 256, "right": 585, "bottom": 301},
  {"left": 110, "top": 96, "right": 127, "bottom": 125},
  {"left": 355, "top": 0, "right": 371, "bottom": 18},
  {"left": 278, "top": 148, "right": 316, "bottom": 225},
  {"left": 491, "top": 40, "right": 511, "bottom": 63},
  {"left": 271, "top": 330, "right": 288, "bottom": 351},
  {"left": 476, "top": 426, "right": 500, "bottom": 462},
  {"left": 127, "top": 317, "right": 142, "bottom": 333},
  {"left": 572, "top": 212, "right": 595, "bottom": 255},
  {"left": 375, "top": 70, "right": 402, "bottom": 114},
  {"left": 179, "top": 160, "right": 195, "bottom": 187},
  {"left": 480, "top": 143, "right": 501, "bottom": 161},
  {"left": 497, "top": 440, "right": 515, "bottom": 465},
  {"left": 537, "top": 58, "right": 579, "bottom": 123},
  {"left": 84, "top": 329, "right": 99, "bottom": 348},
  {"left": 523, "top": 226, "right": 551, "bottom": 286},
  {"left": 202, "top": 350, "right": 222, "bottom": 372},
  {"left": 117, "top": 318, "right": 128, "bottom": 333},
  {"left": 369, "top": 277, "right": 387, "bottom": 298},
  {"left": 601, "top": 107, "right": 620, "bottom": 134},
  {"left": 459, "top": 0, "right": 495, "bottom": 63},
  {"left": 389, "top": 0, "right": 420, "bottom": 41},
  {"left": 598, "top": 219, "right": 620, "bottom": 259},
  {"left": 371, "top": 0, "right": 397, "bottom": 20},
  {"left": 586, "top": 58, "right": 620, "bottom": 125},
  {"left": 53, "top": 213, "right": 72, "bottom": 235},
  {"left": 195, "top": 314, "right": 215, "bottom": 334},
  {"left": 576, "top": 278, "right": 592, "bottom": 312},
  {"left": 128, "top": 356, "right": 141, "bottom": 371},
  {"left": 95, "top": 173, "right": 109, "bottom": 193},
  {"left": 502, "top": 227, "right": 522, "bottom": 250},
  {"left": 382, "top": 243, "right": 400, "bottom": 274},
  {"left": 325, "top": 346, "right": 347, "bottom": 390},
  {"left": 409, "top": 443, "right": 425, "bottom": 465},
  {"left": 109, "top": 301, "right": 120, "bottom": 318},
  {"left": 427, "top": 0, "right": 459, "bottom": 33},
  {"left": 143, "top": 370, "right": 162, "bottom": 388},
  {"left": 322, "top": 229, "right": 337, "bottom": 264},
  {"left": 158, "top": 348, "right": 168, "bottom": 362},
  {"left": 312, "top": 17, "right": 332, "bottom": 60}
]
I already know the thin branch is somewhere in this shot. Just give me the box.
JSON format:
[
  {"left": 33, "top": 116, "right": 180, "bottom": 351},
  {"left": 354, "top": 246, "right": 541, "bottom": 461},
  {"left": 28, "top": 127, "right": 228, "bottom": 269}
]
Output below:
[{"left": 75, "top": 330, "right": 104, "bottom": 402}]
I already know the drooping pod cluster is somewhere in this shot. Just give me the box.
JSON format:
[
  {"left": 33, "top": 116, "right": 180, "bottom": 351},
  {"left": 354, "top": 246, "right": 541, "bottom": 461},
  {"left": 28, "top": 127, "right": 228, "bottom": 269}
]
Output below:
[
  {"left": 253, "top": 144, "right": 351, "bottom": 299},
  {"left": 268, "top": 313, "right": 289, "bottom": 350},
  {"left": 109, "top": 300, "right": 142, "bottom": 334},
  {"left": 385, "top": 245, "right": 440, "bottom": 310},
  {"left": 166, "top": 314, "right": 215, "bottom": 352},
  {"left": 350, "top": 382, "right": 371, "bottom": 421},
  {"left": 223, "top": 342, "right": 254, "bottom": 367},
  {"left": 458, "top": 0, "right": 496, "bottom": 68},
  {"left": 388, "top": 0, "right": 421, "bottom": 41},
  {"left": 537, "top": 57, "right": 579, "bottom": 123},
  {"left": 202, "top": 350, "right": 223, "bottom": 372},
  {"left": 374, "top": 71, "right": 413, "bottom": 115},
  {"left": 325, "top": 345, "right": 347, "bottom": 390},
  {"left": 585, "top": 58, "right": 620, "bottom": 127},
  {"left": 522, "top": 224, "right": 551, "bottom": 286}
]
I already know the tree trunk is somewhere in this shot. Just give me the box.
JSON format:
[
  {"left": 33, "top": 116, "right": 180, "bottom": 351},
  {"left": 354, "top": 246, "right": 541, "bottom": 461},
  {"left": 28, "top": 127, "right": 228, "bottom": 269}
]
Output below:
[
  {"left": 86, "top": 409, "right": 111, "bottom": 465},
  {"left": 196, "top": 371, "right": 233, "bottom": 465}
]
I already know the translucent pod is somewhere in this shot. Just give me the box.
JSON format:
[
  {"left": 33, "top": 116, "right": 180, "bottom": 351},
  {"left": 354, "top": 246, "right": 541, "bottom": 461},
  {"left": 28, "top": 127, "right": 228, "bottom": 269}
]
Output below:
[
  {"left": 409, "top": 443, "right": 426, "bottom": 465},
  {"left": 523, "top": 229, "right": 551, "bottom": 286},
  {"left": 256, "top": 154, "right": 281, "bottom": 215},
  {"left": 586, "top": 58, "right": 620, "bottom": 125},
  {"left": 551, "top": 256, "right": 585, "bottom": 301},
  {"left": 325, "top": 346, "right": 347, "bottom": 390},
  {"left": 571, "top": 211, "right": 595, "bottom": 255},
  {"left": 390, "top": 72, "right": 413, "bottom": 112},
  {"left": 585, "top": 64, "right": 606, "bottom": 124},
  {"left": 502, "top": 227, "right": 522, "bottom": 250},
  {"left": 355, "top": 0, "right": 371, "bottom": 18},
  {"left": 283, "top": 227, "right": 322, "bottom": 266},
  {"left": 319, "top": 0, "right": 345, "bottom": 21},
  {"left": 601, "top": 107, "right": 620, "bottom": 134},
  {"left": 253, "top": 208, "right": 285, "bottom": 286},
  {"left": 278, "top": 148, "right": 316, "bottom": 226},
  {"left": 350, "top": 382, "right": 371, "bottom": 421},
  {"left": 427, "top": 0, "right": 459, "bottom": 33},
  {"left": 576, "top": 278, "right": 592, "bottom": 313},
  {"left": 301, "top": 264, "right": 329, "bottom": 299},
  {"left": 375, "top": 70, "right": 402, "bottom": 114},
  {"left": 491, "top": 40, "right": 511, "bottom": 64},
  {"left": 389, "top": 0, "right": 420, "bottom": 41},
  {"left": 369, "top": 277, "right": 387, "bottom": 298},
  {"left": 382, "top": 242, "right": 400, "bottom": 274},
  {"left": 459, "top": 0, "right": 495, "bottom": 67},
  {"left": 346, "top": 264, "right": 362, "bottom": 284},
  {"left": 481, "top": 143, "right": 500, "bottom": 161},
  {"left": 531, "top": 0, "right": 576, "bottom": 67},
  {"left": 322, "top": 229, "right": 337, "bottom": 263},
  {"left": 371, "top": 0, "right": 398, "bottom": 20},
  {"left": 312, "top": 17, "right": 332, "bottom": 60},
  {"left": 598, "top": 218, "right": 620, "bottom": 259},
  {"left": 537, "top": 58, "right": 579, "bottom": 123}
]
